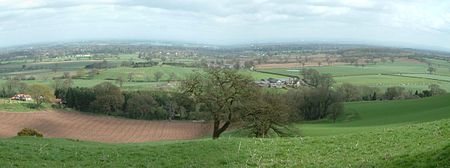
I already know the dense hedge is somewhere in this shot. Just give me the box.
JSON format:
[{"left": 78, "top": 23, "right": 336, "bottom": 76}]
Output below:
[{"left": 17, "top": 128, "right": 43, "bottom": 137}]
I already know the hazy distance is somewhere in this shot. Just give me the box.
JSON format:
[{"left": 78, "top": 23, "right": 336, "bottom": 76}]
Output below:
[{"left": 0, "top": 0, "right": 449, "bottom": 51}]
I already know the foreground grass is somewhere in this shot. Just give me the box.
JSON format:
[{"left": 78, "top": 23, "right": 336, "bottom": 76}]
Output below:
[{"left": 0, "top": 119, "right": 448, "bottom": 167}]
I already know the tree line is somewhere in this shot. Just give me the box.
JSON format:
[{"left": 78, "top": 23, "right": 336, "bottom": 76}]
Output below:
[
  {"left": 336, "top": 83, "right": 446, "bottom": 102},
  {"left": 55, "top": 83, "right": 197, "bottom": 120}
]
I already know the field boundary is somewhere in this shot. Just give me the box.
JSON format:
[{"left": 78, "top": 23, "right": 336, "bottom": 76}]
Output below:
[
  {"left": 383, "top": 73, "right": 450, "bottom": 83},
  {"left": 253, "top": 69, "right": 298, "bottom": 78}
]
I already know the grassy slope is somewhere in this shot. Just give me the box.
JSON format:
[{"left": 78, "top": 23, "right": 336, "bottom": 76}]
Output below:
[
  {"left": 300, "top": 94, "right": 450, "bottom": 136},
  {"left": 0, "top": 119, "right": 448, "bottom": 167},
  {"left": 0, "top": 90, "right": 449, "bottom": 167}
]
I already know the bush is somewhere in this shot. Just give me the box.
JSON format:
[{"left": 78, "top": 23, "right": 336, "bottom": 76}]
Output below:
[{"left": 17, "top": 128, "right": 43, "bottom": 137}]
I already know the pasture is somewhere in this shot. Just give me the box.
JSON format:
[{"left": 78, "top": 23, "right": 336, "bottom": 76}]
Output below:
[
  {"left": 0, "top": 119, "right": 448, "bottom": 167},
  {"left": 299, "top": 94, "right": 450, "bottom": 136},
  {"left": 333, "top": 75, "right": 450, "bottom": 91}
]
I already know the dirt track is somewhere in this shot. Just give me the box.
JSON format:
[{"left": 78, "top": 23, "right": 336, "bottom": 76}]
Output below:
[{"left": 0, "top": 111, "right": 212, "bottom": 143}]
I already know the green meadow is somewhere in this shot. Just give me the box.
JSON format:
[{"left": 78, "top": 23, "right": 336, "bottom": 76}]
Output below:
[
  {"left": 1, "top": 94, "right": 449, "bottom": 167},
  {"left": 299, "top": 94, "right": 450, "bottom": 136},
  {"left": 0, "top": 119, "right": 448, "bottom": 167}
]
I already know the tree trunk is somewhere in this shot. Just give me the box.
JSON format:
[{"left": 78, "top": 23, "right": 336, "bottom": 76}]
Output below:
[{"left": 212, "top": 120, "right": 231, "bottom": 139}]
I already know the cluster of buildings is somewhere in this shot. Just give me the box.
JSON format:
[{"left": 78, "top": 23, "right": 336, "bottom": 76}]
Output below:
[
  {"left": 11, "top": 94, "right": 32, "bottom": 101},
  {"left": 256, "top": 77, "right": 305, "bottom": 88}
]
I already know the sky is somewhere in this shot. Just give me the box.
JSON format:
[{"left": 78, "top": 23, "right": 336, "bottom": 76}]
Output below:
[{"left": 0, "top": 0, "right": 449, "bottom": 50}]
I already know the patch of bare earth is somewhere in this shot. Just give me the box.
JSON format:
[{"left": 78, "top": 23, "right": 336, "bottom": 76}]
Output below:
[
  {"left": 396, "top": 57, "right": 424, "bottom": 64},
  {"left": 0, "top": 110, "right": 212, "bottom": 143},
  {"left": 255, "top": 62, "right": 347, "bottom": 69}
]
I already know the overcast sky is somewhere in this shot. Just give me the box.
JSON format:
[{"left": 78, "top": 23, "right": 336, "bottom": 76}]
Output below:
[{"left": 0, "top": 0, "right": 449, "bottom": 50}]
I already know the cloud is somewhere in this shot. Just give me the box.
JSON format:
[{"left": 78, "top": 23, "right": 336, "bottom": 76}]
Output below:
[{"left": 0, "top": 0, "right": 449, "bottom": 50}]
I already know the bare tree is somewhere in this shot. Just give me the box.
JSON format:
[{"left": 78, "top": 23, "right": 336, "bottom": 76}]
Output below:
[
  {"left": 128, "top": 72, "right": 134, "bottom": 82},
  {"left": 154, "top": 71, "right": 164, "bottom": 82},
  {"left": 116, "top": 76, "right": 125, "bottom": 87}
]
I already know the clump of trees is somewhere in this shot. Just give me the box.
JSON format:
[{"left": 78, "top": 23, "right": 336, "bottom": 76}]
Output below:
[
  {"left": 336, "top": 83, "right": 379, "bottom": 101},
  {"left": 0, "top": 79, "right": 28, "bottom": 97},
  {"left": 28, "top": 84, "right": 55, "bottom": 107},
  {"left": 56, "top": 82, "right": 196, "bottom": 120},
  {"left": 335, "top": 82, "right": 446, "bottom": 102},
  {"left": 90, "top": 82, "right": 124, "bottom": 115},
  {"left": 286, "top": 87, "right": 342, "bottom": 122},
  {"left": 241, "top": 92, "right": 292, "bottom": 137},
  {"left": 124, "top": 91, "right": 166, "bottom": 120}
]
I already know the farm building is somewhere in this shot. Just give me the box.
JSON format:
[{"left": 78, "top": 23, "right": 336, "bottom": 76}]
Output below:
[
  {"left": 257, "top": 77, "right": 304, "bottom": 88},
  {"left": 11, "top": 94, "right": 32, "bottom": 101}
]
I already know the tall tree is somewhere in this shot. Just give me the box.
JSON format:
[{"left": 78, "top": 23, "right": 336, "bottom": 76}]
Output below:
[
  {"left": 168, "top": 72, "right": 177, "bottom": 82},
  {"left": 116, "top": 76, "right": 125, "bottom": 87},
  {"left": 154, "top": 71, "right": 164, "bottom": 82},
  {"left": 336, "top": 83, "right": 362, "bottom": 101},
  {"left": 76, "top": 69, "right": 86, "bottom": 77},
  {"left": 181, "top": 68, "right": 256, "bottom": 139},
  {"left": 125, "top": 92, "right": 163, "bottom": 119},
  {"left": 427, "top": 66, "right": 436, "bottom": 74},
  {"left": 241, "top": 92, "right": 292, "bottom": 137},
  {"left": 428, "top": 84, "right": 446, "bottom": 96},
  {"left": 301, "top": 68, "right": 335, "bottom": 88},
  {"left": 28, "top": 84, "right": 55, "bottom": 106},
  {"left": 0, "top": 79, "right": 28, "bottom": 97},
  {"left": 127, "top": 72, "right": 134, "bottom": 82},
  {"left": 90, "top": 82, "right": 124, "bottom": 114}
]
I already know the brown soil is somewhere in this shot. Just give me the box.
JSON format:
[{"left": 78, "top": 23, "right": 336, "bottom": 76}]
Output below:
[
  {"left": 0, "top": 110, "right": 212, "bottom": 143},
  {"left": 396, "top": 57, "right": 424, "bottom": 64},
  {"left": 255, "top": 62, "right": 347, "bottom": 69}
]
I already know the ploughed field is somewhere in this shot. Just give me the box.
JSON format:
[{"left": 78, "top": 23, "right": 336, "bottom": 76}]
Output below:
[{"left": 0, "top": 111, "right": 211, "bottom": 143}]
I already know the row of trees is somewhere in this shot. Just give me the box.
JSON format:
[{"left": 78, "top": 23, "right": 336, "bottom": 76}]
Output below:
[
  {"left": 55, "top": 83, "right": 196, "bottom": 120},
  {"left": 336, "top": 83, "right": 446, "bottom": 102},
  {"left": 115, "top": 71, "right": 176, "bottom": 86}
]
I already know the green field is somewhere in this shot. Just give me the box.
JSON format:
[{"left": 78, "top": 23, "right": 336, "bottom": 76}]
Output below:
[
  {"left": 1, "top": 94, "right": 449, "bottom": 167},
  {"left": 398, "top": 73, "right": 450, "bottom": 82},
  {"left": 95, "top": 66, "right": 285, "bottom": 81},
  {"left": 333, "top": 74, "right": 450, "bottom": 91},
  {"left": 0, "top": 119, "right": 448, "bottom": 167},
  {"left": 256, "top": 59, "right": 450, "bottom": 77},
  {"left": 299, "top": 94, "right": 450, "bottom": 136},
  {"left": 257, "top": 61, "right": 431, "bottom": 77},
  {"left": 0, "top": 63, "right": 286, "bottom": 90}
]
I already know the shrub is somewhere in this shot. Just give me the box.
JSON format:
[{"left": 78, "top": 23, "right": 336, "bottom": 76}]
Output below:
[{"left": 17, "top": 128, "right": 43, "bottom": 137}]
